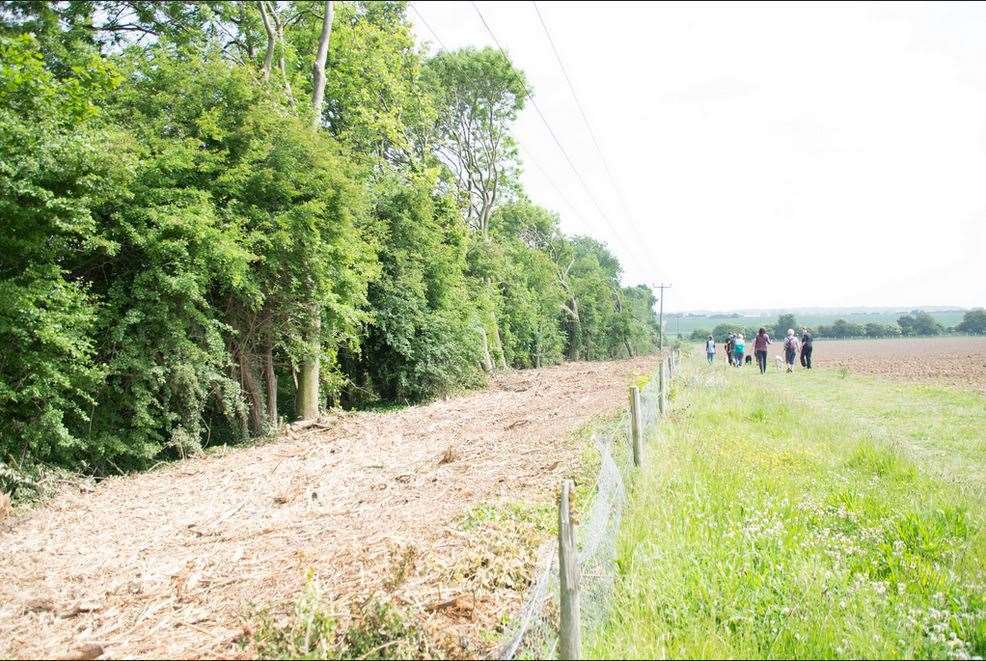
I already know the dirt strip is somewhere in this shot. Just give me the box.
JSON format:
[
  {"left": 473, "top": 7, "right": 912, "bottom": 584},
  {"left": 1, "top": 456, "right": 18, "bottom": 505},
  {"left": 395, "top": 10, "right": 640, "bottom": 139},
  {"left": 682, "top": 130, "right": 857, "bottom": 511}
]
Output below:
[{"left": 0, "top": 355, "right": 657, "bottom": 659}]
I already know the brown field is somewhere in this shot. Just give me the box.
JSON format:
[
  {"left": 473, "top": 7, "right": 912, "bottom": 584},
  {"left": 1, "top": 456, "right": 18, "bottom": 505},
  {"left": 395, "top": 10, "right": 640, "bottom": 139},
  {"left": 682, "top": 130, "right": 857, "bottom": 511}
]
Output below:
[
  {"left": 0, "top": 355, "right": 657, "bottom": 660},
  {"left": 808, "top": 336, "right": 986, "bottom": 393}
]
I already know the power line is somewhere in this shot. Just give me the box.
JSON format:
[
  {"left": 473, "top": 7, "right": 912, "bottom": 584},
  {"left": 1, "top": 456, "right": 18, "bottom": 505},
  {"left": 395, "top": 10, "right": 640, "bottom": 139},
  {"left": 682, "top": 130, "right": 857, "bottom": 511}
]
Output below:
[
  {"left": 531, "top": 1, "right": 656, "bottom": 259},
  {"left": 469, "top": 1, "right": 654, "bottom": 277},
  {"left": 517, "top": 144, "right": 606, "bottom": 237},
  {"left": 409, "top": 2, "right": 446, "bottom": 50}
]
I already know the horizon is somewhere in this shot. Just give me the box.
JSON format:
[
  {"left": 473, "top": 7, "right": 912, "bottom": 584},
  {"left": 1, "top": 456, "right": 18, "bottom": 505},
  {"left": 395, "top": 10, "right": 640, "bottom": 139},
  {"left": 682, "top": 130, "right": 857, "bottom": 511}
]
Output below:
[{"left": 668, "top": 304, "right": 975, "bottom": 315}]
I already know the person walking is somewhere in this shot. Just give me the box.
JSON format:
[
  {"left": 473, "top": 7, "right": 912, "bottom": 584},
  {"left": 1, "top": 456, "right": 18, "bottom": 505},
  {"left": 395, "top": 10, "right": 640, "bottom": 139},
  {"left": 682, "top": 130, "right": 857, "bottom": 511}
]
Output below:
[
  {"left": 706, "top": 335, "right": 716, "bottom": 365},
  {"left": 800, "top": 327, "right": 813, "bottom": 369},
  {"left": 754, "top": 327, "right": 771, "bottom": 374},
  {"left": 725, "top": 333, "right": 736, "bottom": 366},
  {"left": 783, "top": 329, "right": 800, "bottom": 372},
  {"left": 733, "top": 333, "right": 746, "bottom": 367}
]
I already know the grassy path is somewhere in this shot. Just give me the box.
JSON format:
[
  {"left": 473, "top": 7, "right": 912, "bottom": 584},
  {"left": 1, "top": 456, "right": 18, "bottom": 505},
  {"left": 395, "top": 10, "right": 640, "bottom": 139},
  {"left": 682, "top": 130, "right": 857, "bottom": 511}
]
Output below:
[{"left": 587, "top": 358, "right": 985, "bottom": 659}]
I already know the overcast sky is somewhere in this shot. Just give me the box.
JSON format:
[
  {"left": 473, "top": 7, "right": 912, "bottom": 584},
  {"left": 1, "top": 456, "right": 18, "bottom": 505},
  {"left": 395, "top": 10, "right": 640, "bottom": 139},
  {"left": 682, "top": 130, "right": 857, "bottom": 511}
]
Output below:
[{"left": 408, "top": 1, "right": 986, "bottom": 312}]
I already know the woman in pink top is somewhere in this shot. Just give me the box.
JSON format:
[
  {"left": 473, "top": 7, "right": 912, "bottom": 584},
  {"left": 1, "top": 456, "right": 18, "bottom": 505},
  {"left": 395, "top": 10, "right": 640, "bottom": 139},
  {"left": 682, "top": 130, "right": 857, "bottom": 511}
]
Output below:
[{"left": 754, "top": 328, "right": 771, "bottom": 374}]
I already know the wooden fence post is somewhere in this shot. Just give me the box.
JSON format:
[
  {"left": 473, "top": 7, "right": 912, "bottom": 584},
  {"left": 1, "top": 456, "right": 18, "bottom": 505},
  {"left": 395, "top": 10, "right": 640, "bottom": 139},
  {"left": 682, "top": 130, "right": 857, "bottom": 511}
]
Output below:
[
  {"left": 558, "top": 479, "right": 581, "bottom": 660},
  {"left": 629, "top": 385, "right": 643, "bottom": 467}
]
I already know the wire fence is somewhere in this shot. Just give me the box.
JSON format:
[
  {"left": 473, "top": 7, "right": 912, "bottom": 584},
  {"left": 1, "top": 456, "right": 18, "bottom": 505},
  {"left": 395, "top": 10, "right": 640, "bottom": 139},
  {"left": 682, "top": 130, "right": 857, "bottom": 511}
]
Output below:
[{"left": 493, "top": 349, "right": 679, "bottom": 659}]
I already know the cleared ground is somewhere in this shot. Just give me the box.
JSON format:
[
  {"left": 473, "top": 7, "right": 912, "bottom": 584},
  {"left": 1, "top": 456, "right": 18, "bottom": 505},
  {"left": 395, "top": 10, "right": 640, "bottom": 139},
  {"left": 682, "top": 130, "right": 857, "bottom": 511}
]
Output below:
[
  {"left": 807, "top": 336, "right": 986, "bottom": 394},
  {"left": 0, "top": 355, "right": 657, "bottom": 660},
  {"left": 588, "top": 356, "right": 985, "bottom": 659}
]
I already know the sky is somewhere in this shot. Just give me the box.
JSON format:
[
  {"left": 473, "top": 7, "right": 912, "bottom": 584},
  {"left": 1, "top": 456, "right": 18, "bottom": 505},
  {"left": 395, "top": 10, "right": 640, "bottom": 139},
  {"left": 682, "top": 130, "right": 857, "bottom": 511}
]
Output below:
[{"left": 407, "top": 1, "right": 986, "bottom": 313}]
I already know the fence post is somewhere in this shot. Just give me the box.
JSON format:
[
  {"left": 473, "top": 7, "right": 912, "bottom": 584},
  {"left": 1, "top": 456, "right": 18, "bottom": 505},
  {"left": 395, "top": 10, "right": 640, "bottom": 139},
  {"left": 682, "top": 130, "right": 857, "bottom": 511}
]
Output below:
[
  {"left": 629, "top": 385, "right": 643, "bottom": 467},
  {"left": 659, "top": 359, "right": 667, "bottom": 417},
  {"left": 558, "top": 479, "right": 581, "bottom": 660}
]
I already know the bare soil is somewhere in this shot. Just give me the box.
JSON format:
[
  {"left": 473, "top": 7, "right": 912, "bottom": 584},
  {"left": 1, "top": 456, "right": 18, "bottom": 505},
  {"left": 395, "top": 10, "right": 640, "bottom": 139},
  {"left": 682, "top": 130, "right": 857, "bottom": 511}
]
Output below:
[
  {"left": 0, "top": 356, "right": 657, "bottom": 660},
  {"left": 809, "top": 336, "right": 986, "bottom": 394}
]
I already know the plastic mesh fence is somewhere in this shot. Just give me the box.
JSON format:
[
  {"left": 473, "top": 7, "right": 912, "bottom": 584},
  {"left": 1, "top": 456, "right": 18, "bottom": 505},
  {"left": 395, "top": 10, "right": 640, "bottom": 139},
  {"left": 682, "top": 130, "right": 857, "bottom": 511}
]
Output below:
[{"left": 493, "top": 359, "right": 670, "bottom": 659}]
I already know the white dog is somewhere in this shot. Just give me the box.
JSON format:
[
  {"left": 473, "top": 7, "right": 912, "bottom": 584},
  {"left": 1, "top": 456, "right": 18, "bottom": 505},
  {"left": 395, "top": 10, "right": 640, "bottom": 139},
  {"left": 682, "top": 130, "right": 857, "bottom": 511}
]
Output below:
[{"left": 774, "top": 355, "right": 783, "bottom": 371}]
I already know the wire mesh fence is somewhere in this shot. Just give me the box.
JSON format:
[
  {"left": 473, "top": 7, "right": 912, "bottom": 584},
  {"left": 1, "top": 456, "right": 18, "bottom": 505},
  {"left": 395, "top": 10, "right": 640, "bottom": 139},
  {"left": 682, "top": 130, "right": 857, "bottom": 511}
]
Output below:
[{"left": 493, "top": 351, "right": 677, "bottom": 659}]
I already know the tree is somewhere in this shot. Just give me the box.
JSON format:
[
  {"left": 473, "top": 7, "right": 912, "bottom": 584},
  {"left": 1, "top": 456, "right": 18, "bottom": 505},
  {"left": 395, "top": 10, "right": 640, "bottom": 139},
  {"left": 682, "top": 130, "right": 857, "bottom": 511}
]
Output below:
[
  {"left": 348, "top": 170, "right": 483, "bottom": 403},
  {"left": 689, "top": 328, "right": 712, "bottom": 341},
  {"left": 773, "top": 314, "right": 797, "bottom": 339},
  {"left": 956, "top": 308, "right": 986, "bottom": 335},
  {"left": 865, "top": 323, "right": 885, "bottom": 338},
  {"left": 0, "top": 3, "right": 664, "bottom": 477},
  {"left": 424, "top": 47, "right": 527, "bottom": 237},
  {"left": 712, "top": 323, "right": 744, "bottom": 342},
  {"left": 489, "top": 202, "right": 567, "bottom": 368},
  {"left": 898, "top": 310, "right": 942, "bottom": 336}
]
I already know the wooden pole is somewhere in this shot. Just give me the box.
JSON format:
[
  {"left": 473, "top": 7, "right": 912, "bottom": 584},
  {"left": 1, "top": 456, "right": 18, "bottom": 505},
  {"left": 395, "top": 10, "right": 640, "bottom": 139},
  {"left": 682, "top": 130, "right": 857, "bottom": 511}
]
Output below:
[
  {"left": 659, "top": 359, "right": 667, "bottom": 417},
  {"left": 558, "top": 479, "right": 581, "bottom": 660},
  {"left": 629, "top": 385, "right": 643, "bottom": 467}
]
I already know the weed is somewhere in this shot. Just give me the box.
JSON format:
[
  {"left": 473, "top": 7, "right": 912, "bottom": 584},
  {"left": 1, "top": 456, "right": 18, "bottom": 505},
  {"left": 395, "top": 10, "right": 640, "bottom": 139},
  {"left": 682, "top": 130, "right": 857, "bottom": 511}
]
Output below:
[{"left": 249, "top": 575, "right": 429, "bottom": 660}]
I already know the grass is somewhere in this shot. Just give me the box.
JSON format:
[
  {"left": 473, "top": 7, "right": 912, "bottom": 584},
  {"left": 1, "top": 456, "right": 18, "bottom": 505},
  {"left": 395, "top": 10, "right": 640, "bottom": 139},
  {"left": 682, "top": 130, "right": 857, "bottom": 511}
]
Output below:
[{"left": 586, "top": 358, "right": 986, "bottom": 659}]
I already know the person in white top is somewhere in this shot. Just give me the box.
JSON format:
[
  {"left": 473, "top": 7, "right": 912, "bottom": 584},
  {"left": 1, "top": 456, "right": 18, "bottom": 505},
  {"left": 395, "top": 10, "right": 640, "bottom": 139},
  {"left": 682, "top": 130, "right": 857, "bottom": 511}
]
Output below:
[
  {"left": 783, "top": 329, "right": 801, "bottom": 373},
  {"left": 705, "top": 335, "right": 716, "bottom": 364}
]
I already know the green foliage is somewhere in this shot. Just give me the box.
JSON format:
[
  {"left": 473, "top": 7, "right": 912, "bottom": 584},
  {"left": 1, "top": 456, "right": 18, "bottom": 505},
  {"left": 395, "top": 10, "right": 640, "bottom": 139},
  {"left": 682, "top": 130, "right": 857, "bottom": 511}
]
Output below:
[
  {"left": 689, "top": 328, "right": 712, "bottom": 341},
  {"left": 864, "top": 322, "right": 902, "bottom": 338},
  {"left": 772, "top": 313, "right": 798, "bottom": 339},
  {"left": 898, "top": 310, "right": 943, "bottom": 337},
  {"left": 0, "top": 3, "right": 662, "bottom": 475},
  {"left": 353, "top": 171, "right": 483, "bottom": 403},
  {"left": 0, "top": 33, "right": 118, "bottom": 466},
  {"left": 956, "top": 308, "right": 986, "bottom": 335},
  {"left": 712, "top": 323, "right": 745, "bottom": 342},
  {"left": 250, "top": 576, "right": 429, "bottom": 659},
  {"left": 490, "top": 201, "right": 566, "bottom": 368}
]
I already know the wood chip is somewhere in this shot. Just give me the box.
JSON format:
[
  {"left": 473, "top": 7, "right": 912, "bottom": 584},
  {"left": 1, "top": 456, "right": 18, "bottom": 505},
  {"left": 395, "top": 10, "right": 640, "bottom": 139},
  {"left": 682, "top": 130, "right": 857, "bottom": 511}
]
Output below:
[{"left": 58, "top": 643, "right": 103, "bottom": 660}]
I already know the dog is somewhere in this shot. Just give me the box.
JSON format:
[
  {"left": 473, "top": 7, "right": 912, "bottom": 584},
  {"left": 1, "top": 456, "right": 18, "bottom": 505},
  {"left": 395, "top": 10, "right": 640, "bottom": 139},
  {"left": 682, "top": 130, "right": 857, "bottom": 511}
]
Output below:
[
  {"left": 744, "top": 354, "right": 753, "bottom": 365},
  {"left": 774, "top": 355, "right": 783, "bottom": 371}
]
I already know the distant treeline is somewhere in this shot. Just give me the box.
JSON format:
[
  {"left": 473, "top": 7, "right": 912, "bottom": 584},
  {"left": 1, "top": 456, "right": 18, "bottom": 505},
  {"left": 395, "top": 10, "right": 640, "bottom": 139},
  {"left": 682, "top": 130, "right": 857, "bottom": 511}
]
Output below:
[{"left": 689, "top": 309, "right": 986, "bottom": 342}]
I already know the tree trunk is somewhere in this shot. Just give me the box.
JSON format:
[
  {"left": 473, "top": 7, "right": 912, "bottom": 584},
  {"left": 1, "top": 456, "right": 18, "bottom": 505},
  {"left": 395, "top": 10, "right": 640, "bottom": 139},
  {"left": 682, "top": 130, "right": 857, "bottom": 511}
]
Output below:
[
  {"left": 230, "top": 353, "right": 251, "bottom": 440},
  {"left": 296, "top": 306, "right": 320, "bottom": 420},
  {"left": 479, "top": 326, "right": 495, "bottom": 373},
  {"left": 566, "top": 297, "right": 581, "bottom": 361},
  {"left": 492, "top": 322, "right": 507, "bottom": 370},
  {"left": 258, "top": 1, "right": 275, "bottom": 81},
  {"left": 272, "top": 4, "right": 295, "bottom": 107},
  {"left": 263, "top": 340, "right": 277, "bottom": 428},
  {"left": 239, "top": 349, "right": 265, "bottom": 435},
  {"left": 311, "top": 0, "right": 333, "bottom": 129}
]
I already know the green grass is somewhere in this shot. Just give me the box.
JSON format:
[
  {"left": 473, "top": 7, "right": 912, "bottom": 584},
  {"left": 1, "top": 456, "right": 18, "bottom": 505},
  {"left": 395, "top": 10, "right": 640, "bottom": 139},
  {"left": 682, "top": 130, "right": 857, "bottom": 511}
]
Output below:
[{"left": 587, "top": 359, "right": 986, "bottom": 659}]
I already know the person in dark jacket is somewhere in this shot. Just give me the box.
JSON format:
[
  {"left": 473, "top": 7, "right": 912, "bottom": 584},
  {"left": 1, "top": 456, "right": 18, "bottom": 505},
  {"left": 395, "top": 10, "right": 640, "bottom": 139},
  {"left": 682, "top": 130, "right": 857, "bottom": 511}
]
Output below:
[
  {"left": 800, "top": 328, "right": 813, "bottom": 369},
  {"left": 725, "top": 334, "right": 736, "bottom": 366}
]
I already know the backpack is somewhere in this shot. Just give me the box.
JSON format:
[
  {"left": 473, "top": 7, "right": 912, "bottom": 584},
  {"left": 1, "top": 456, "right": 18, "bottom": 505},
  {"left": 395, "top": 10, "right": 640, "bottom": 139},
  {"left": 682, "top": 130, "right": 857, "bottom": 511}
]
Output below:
[{"left": 784, "top": 336, "right": 796, "bottom": 350}]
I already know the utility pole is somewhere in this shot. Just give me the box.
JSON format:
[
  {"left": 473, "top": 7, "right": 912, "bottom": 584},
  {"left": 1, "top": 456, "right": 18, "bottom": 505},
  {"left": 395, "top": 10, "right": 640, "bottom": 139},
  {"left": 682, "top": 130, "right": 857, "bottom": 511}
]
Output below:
[{"left": 652, "top": 283, "right": 672, "bottom": 350}]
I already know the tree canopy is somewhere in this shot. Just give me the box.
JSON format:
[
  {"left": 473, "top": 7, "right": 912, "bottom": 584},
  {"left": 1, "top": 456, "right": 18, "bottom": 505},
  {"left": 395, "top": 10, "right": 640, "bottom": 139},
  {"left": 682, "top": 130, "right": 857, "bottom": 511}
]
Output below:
[{"left": 0, "top": 1, "right": 662, "bottom": 480}]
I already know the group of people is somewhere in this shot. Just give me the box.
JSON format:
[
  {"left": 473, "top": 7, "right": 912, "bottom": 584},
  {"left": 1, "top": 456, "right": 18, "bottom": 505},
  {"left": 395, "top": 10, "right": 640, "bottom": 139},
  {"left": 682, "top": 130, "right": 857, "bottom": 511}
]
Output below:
[{"left": 705, "top": 328, "right": 813, "bottom": 373}]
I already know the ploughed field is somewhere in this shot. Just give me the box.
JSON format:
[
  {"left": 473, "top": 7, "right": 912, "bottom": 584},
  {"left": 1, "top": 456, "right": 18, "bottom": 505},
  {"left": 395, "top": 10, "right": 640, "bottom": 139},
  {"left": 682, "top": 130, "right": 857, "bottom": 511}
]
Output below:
[{"left": 808, "top": 336, "right": 986, "bottom": 394}]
